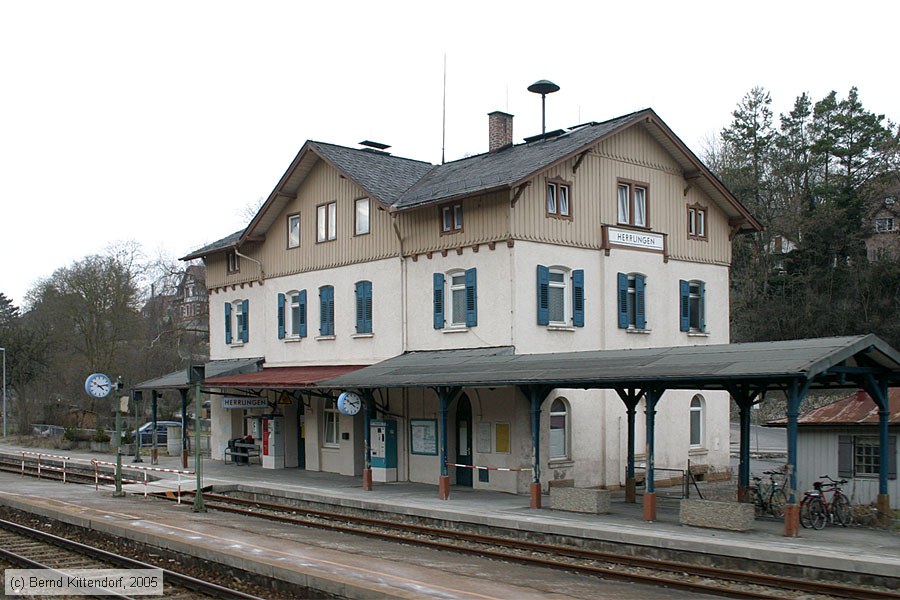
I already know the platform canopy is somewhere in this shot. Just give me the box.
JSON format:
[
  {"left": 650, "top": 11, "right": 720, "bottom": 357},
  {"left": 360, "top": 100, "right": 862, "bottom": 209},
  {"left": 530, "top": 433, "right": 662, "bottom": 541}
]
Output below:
[
  {"left": 320, "top": 335, "right": 900, "bottom": 391},
  {"left": 133, "top": 357, "right": 265, "bottom": 391}
]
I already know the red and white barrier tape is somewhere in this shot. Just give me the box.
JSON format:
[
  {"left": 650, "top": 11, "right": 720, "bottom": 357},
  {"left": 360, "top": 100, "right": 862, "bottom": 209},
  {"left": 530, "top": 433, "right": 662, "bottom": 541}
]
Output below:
[{"left": 445, "top": 463, "right": 532, "bottom": 472}]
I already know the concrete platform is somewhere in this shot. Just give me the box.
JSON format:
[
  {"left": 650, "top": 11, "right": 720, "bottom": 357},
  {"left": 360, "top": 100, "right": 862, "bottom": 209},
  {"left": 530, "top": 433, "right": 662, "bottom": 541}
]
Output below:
[{"left": 2, "top": 442, "right": 898, "bottom": 597}]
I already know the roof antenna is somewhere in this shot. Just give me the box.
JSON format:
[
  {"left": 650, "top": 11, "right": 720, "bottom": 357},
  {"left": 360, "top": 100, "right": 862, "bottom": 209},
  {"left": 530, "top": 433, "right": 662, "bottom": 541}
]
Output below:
[
  {"left": 527, "top": 79, "right": 560, "bottom": 134},
  {"left": 441, "top": 54, "right": 447, "bottom": 165}
]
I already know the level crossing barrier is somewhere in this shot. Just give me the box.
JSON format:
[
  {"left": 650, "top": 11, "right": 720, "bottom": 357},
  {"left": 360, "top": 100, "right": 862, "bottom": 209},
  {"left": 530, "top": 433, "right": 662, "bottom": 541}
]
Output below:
[{"left": 445, "top": 462, "right": 533, "bottom": 472}]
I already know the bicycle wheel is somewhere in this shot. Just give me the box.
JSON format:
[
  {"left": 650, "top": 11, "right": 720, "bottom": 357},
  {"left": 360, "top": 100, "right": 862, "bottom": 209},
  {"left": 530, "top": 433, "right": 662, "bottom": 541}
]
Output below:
[
  {"left": 799, "top": 496, "right": 813, "bottom": 528},
  {"left": 752, "top": 492, "right": 764, "bottom": 518},
  {"left": 769, "top": 489, "right": 787, "bottom": 519},
  {"left": 808, "top": 496, "right": 827, "bottom": 530},
  {"left": 832, "top": 493, "right": 852, "bottom": 526}
]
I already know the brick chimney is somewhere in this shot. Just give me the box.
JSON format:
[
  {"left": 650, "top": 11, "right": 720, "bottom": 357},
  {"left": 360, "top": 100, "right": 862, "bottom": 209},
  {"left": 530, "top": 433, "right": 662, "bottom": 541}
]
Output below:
[{"left": 488, "top": 111, "right": 514, "bottom": 152}]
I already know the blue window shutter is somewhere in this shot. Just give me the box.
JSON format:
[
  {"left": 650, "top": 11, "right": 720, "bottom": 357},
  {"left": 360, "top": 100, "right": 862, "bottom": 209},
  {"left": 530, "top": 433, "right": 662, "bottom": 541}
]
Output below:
[
  {"left": 320, "top": 286, "right": 334, "bottom": 336},
  {"left": 355, "top": 282, "right": 363, "bottom": 333},
  {"left": 698, "top": 281, "right": 706, "bottom": 332},
  {"left": 536, "top": 265, "right": 550, "bottom": 325},
  {"left": 572, "top": 269, "right": 584, "bottom": 328},
  {"left": 364, "top": 281, "right": 373, "bottom": 333},
  {"left": 634, "top": 275, "right": 646, "bottom": 330},
  {"left": 298, "top": 290, "right": 307, "bottom": 338},
  {"left": 241, "top": 299, "right": 249, "bottom": 343},
  {"left": 617, "top": 273, "right": 629, "bottom": 329},
  {"left": 277, "top": 293, "right": 285, "bottom": 340},
  {"left": 679, "top": 280, "right": 690, "bottom": 332},
  {"left": 433, "top": 273, "right": 444, "bottom": 329},
  {"left": 465, "top": 267, "right": 477, "bottom": 327},
  {"left": 355, "top": 281, "right": 372, "bottom": 334},
  {"left": 224, "top": 302, "right": 232, "bottom": 345}
]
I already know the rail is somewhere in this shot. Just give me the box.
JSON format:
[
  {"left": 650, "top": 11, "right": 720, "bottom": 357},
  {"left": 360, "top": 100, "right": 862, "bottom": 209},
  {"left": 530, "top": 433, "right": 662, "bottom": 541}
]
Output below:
[{"left": 90, "top": 459, "right": 194, "bottom": 503}]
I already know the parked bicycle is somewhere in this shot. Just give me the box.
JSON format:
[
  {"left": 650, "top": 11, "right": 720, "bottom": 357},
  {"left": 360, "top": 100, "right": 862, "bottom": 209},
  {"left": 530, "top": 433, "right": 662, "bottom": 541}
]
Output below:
[
  {"left": 799, "top": 475, "right": 852, "bottom": 530},
  {"left": 749, "top": 469, "right": 787, "bottom": 518}
]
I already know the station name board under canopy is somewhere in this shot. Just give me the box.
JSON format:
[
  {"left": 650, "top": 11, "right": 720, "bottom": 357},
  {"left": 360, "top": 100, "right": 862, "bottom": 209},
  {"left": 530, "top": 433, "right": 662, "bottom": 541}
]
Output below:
[{"left": 223, "top": 396, "right": 268, "bottom": 410}]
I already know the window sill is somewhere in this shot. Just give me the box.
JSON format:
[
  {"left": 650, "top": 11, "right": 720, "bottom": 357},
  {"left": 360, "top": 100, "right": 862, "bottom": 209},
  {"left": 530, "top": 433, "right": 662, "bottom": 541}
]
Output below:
[
  {"left": 687, "top": 331, "right": 709, "bottom": 337},
  {"left": 547, "top": 325, "right": 575, "bottom": 332},
  {"left": 321, "top": 445, "right": 339, "bottom": 451},
  {"left": 229, "top": 342, "right": 244, "bottom": 348},
  {"left": 625, "top": 327, "right": 651, "bottom": 334},
  {"left": 442, "top": 327, "right": 469, "bottom": 334},
  {"left": 352, "top": 333, "right": 374, "bottom": 339},
  {"left": 283, "top": 337, "right": 302, "bottom": 343},
  {"left": 549, "top": 459, "right": 574, "bottom": 468},
  {"left": 316, "top": 335, "right": 336, "bottom": 341},
  {"left": 688, "top": 447, "right": 707, "bottom": 455}
]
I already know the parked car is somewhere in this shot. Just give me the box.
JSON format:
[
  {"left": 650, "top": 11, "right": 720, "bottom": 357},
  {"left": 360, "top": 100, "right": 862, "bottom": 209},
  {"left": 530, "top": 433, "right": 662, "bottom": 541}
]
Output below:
[{"left": 133, "top": 421, "right": 182, "bottom": 446}]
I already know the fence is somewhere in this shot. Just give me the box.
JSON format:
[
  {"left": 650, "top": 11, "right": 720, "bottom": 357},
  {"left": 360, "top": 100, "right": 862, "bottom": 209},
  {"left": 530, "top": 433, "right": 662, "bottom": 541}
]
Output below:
[
  {"left": 20, "top": 451, "right": 71, "bottom": 483},
  {"left": 91, "top": 460, "right": 195, "bottom": 503}
]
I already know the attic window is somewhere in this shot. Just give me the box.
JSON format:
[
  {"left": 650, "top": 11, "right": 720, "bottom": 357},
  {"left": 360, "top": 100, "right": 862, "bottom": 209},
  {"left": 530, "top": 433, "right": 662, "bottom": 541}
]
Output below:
[
  {"left": 441, "top": 202, "right": 463, "bottom": 234},
  {"left": 355, "top": 198, "right": 370, "bottom": 236},
  {"left": 226, "top": 251, "right": 240, "bottom": 274},
  {"left": 687, "top": 204, "right": 707, "bottom": 239},
  {"left": 546, "top": 179, "right": 572, "bottom": 219}
]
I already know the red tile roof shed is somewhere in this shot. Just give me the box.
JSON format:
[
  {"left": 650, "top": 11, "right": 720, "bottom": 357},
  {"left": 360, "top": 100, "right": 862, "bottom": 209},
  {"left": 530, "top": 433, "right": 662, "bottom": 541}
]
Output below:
[{"left": 771, "top": 388, "right": 900, "bottom": 427}]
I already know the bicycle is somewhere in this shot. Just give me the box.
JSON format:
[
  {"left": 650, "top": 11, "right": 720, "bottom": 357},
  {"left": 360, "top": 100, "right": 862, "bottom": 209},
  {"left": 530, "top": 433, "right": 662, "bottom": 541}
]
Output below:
[
  {"left": 749, "top": 469, "right": 787, "bottom": 518},
  {"left": 799, "top": 475, "right": 852, "bottom": 530}
]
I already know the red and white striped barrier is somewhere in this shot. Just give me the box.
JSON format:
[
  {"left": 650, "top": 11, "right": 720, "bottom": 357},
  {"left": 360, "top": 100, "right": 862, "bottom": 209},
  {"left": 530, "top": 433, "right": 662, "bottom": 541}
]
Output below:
[
  {"left": 91, "top": 460, "right": 194, "bottom": 503},
  {"left": 445, "top": 463, "right": 532, "bottom": 472},
  {"left": 21, "top": 452, "right": 71, "bottom": 483}
]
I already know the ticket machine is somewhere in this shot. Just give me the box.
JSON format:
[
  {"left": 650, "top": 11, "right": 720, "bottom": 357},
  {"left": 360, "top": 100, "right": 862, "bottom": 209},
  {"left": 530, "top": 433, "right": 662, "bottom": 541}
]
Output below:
[
  {"left": 370, "top": 419, "right": 397, "bottom": 482},
  {"left": 261, "top": 414, "right": 284, "bottom": 469}
]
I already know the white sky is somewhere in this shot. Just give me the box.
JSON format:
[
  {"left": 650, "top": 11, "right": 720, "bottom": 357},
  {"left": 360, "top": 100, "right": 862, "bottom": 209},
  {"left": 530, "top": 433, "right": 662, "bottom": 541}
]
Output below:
[{"left": 1, "top": 1, "right": 897, "bottom": 308}]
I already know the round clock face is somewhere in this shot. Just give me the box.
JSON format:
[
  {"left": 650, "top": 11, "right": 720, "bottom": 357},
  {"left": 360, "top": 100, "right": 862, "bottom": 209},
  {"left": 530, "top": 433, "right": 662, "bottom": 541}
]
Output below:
[
  {"left": 337, "top": 392, "right": 362, "bottom": 416},
  {"left": 85, "top": 373, "right": 113, "bottom": 398}
]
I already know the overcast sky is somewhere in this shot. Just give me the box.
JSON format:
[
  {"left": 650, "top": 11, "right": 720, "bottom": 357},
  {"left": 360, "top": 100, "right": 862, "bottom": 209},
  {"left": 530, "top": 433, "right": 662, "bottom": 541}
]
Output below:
[{"left": 1, "top": 1, "right": 897, "bottom": 308}]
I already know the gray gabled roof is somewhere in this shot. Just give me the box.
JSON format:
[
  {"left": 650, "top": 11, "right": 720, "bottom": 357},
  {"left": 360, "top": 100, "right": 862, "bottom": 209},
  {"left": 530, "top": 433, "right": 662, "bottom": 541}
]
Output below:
[
  {"left": 320, "top": 335, "right": 900, "bottom": 391},
  {"left": 180, "top": 230, "right": 243, "bottom": 262},
  {"left": 310, "top": 141, "right": 434, "bottom": 206},
  {"left": 392, "top": 113, "right": 641, "bottom": 210},
  {"left": 184, "top": 107, "right": 760, "bottom": 261}
]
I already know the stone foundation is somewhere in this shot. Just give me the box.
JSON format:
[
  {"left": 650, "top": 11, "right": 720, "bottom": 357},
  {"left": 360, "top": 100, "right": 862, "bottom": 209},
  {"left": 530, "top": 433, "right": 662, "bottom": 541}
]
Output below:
[
  {"left": 550, "top": 487, "right": 610, "bottom": 514},
  {"left": 679, "top": 498, "right": 754, "bottom": 531}
]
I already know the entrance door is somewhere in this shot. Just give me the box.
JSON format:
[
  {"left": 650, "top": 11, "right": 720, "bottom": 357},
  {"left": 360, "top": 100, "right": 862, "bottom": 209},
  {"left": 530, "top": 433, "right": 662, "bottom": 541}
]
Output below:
[{"left": 455, "top": 394, "right": 473, "bottom": 487}]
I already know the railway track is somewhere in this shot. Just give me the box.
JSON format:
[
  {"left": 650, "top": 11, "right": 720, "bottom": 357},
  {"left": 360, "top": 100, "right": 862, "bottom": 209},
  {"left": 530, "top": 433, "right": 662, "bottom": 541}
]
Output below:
[
  {"left": 181, "top": 491, "right": 900, "bottom": 600},
  {"left": 0, "top": 518, "right": 265, "bottom": 599}
]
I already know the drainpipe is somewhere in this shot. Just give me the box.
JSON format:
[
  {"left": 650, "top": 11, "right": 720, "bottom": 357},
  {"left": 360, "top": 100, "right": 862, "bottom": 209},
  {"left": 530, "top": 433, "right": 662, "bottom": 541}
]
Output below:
[{"left": 391, "top": 214, "right": 408, "bottom": 352}]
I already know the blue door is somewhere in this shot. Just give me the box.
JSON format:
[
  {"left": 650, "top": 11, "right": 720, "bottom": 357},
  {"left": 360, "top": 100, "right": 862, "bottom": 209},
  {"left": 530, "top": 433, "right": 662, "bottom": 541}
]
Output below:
[{"left": 455, "top": 394, "right": 473, "bottom": 487}]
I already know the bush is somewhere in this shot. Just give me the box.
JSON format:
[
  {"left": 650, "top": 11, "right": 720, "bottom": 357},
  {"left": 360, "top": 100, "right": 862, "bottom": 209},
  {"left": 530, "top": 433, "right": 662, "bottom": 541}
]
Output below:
[
  {"left": 63, "top": 427, "right": 78, "bottom": 442},
  {"left": 121, "top": 430, "right": 134, "bottom": 444},
  {"left": 93, "top": 428, "right": 110, "bottom": 443}
]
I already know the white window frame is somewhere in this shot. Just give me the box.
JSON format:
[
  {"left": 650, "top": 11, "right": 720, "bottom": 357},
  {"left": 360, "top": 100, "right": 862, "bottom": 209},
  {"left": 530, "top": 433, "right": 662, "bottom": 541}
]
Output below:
[
  {"left": 875, "top": 217, "right": 896, "bottom": 232},
  {"left": 323, "top": 398, "right": 340, "bottom": 448},
  {"left": 317, "top": 201, "right": 337, "bottom": 242},
  {"left": 441, "top": 203, "right": 463, "bottom": 234},
  {"left": 546, "top": 180, "right": 571, "bottom": 218},
  {"left": 226, "top": 251, "right": 240, "bottom": 274},
  {"left": 548, "top": 268, "right": 569, "bottom": 325},
  {"left": 288, "top": 213, "right": 301, "bottom": 248},
  {"left": 690, "top": 395, "right": 704, "bottom": 448},
  {"left": 688, "top": 204, "right": 707, "bottom": 239},
  {"left": 355, "top": 198, "right": 370, "bottom": 236},
  {"left": 689, "top": 281, "right": 704, "bottom": 332},
  {"left": 448, "top": 270, "right": 467, "bottom": 327},
  {"left": 617, "top": 181, "right": 648, "bottom": 227},
  {"left": 287, "top": 290, "right": 301, "bottom": 338},
  {"left": 549, "top": 397, "right": 569, "bottom": 460}
]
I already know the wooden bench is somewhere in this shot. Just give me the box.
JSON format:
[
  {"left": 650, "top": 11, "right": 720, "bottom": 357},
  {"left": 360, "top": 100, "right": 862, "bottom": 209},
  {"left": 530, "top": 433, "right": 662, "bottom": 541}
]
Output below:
[{"left": 224, "top": 442, "right": 260, "bottom": 465}]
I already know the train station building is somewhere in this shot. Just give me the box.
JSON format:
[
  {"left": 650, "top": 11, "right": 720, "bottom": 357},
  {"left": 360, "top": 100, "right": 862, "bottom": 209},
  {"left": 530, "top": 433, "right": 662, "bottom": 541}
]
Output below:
[{"left": 136, "top": 107, "right": 899, "bottom": 531}]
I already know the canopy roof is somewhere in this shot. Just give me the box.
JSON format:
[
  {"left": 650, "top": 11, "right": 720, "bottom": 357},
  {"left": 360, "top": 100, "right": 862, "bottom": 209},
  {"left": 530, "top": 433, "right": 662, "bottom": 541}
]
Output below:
[
  {"left": 321, "top": 335, "right": 900, "bottom": 391},
  {"left": 134, "top": 357, "right": 264, "bottom": 391},
  {"left": 204, "top": 365, "right": 366, "bottom": 389}
]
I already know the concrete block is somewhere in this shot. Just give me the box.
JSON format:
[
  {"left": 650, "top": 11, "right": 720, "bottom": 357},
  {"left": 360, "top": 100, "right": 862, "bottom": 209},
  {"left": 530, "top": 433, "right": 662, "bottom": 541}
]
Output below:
[
  {"left": 550, "top": 487, "right": 610, "bottom": 514},
  {"left": 679, "top": 498, "right": 754, "bottom": 532}
]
